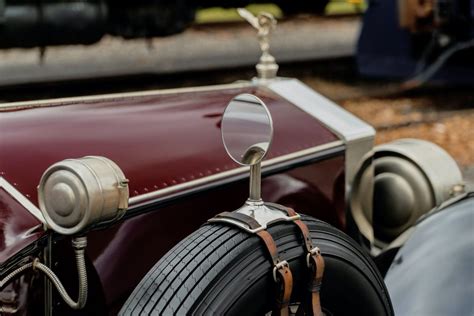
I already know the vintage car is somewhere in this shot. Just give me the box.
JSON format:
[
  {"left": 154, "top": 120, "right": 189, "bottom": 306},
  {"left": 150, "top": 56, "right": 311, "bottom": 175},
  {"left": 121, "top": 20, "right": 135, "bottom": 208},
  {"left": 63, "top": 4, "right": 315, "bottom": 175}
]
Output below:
[{"left": 0, "top": 10, "right": 469, "bottom": 316}]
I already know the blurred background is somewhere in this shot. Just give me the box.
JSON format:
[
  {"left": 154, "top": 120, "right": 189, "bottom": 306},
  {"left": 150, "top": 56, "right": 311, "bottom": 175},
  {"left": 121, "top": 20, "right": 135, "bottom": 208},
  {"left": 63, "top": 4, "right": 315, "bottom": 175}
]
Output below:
[{"left": 0, "top": 0, "right": 472, "bottom": 187}]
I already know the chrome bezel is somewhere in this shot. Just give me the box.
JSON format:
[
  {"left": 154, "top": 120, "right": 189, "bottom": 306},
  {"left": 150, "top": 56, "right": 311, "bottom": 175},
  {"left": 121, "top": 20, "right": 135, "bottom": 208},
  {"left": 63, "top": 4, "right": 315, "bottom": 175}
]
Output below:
[{"left": 221, "top": 93, "right": 274, "bottom": 166}]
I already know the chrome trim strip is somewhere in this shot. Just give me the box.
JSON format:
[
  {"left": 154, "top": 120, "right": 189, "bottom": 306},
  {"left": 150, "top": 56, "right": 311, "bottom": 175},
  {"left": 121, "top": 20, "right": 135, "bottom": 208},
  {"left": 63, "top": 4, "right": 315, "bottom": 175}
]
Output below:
[
  {"left": 267, "top": 79, "right": 375, "bottom": 142},
  {"left": 267, "top": 79, "right": 375, "bottom": 189},
  {"left": 268, "top": 78, "right": 375, "bottom": 243},
  {"left": 0, "top": 81, "right": 254, "bottom": 111},
  {"left": 128, "top": 140, "right": 344, "bottom": 206},
  {"left": 0, "top": 177, "right": 45, "bottom": 223},
  {"left": 208, "top": 215, "right": 301, "bottom": 234}
]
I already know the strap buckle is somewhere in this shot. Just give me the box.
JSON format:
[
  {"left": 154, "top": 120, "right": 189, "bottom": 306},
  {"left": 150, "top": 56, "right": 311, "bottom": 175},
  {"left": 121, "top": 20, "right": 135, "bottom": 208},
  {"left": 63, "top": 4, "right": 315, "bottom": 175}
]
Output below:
[
  {"left": 273, "top": 260, "right": 289, "bottom": 282},
  {"left": 306, "top": 246, "right": 321, "bottom": 268}
]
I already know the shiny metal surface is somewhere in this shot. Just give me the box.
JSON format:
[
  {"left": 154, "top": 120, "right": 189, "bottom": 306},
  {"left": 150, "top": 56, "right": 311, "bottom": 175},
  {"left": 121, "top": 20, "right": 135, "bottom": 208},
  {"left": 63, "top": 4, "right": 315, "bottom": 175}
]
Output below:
[
  {"left": 128, "top": 141, "right": 344, "bottom": 206},
  {"left": 0, "top": 188, "right": 43, "bottom": 265},
  {"left": 267, "top": 79, "right": 375, "bottom": 192},
  {"left": 0, "top": 81, "right": 254, "bottom": 112},
  {"left": 238, "top": 8, "right": 278, "bottom": 80},
  {"left": 268, "top": 78, "right": 375, "bottom": 242},
  {"left": 351, "top": 138, "right": 464, "bottom": 247},
  {"left": 38, "top": 156, "right": 129, "bottom": 235},
  {"left": 36, "top": 237, "right": 89, "bottom": 310},
  {"left": 221, "top": 93, "right": 273, "bottom": 202},
  {"left": 365, "top": 156, "right": 434, "bottom": 245},
  {"left": 208, "top": 203, "right": 300, "bottom": 233},
  {"left": 221, "top": 94, "right": 273, "bottom": 166},
  {"left": 376, "top": 139, "right": 464, "bottom": 204},
  {"left": 0, "top": 237, "right": 89, "bottom": 310},
  {"left": 0, "top": 177, "right": 44, "bottom": 224},
  {"left": 213, "top": 91, "right": 302, "bottom": 234},
  {"left": 249, "top": 164, "right": 261, "bottom": 202},
  {"left": 1, "top": 83, "right": 339, "bottom": 209}
]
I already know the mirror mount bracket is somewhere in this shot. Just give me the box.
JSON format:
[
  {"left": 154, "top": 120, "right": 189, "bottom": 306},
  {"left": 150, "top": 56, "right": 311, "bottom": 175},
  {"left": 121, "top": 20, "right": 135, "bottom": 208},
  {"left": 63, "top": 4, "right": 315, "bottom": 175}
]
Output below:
[{"left": 209, "top": 203, "right": 301, "bottom": 234}]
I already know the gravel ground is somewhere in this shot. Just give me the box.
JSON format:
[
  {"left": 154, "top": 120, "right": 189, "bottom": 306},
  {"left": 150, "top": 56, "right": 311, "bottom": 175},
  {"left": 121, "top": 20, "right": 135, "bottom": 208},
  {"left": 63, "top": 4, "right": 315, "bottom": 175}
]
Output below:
[
  {"left": 341, "top": 98, "right": 474, "bottom": 165},
  {"left": 300, "top": 75, "right": 474, "bottom": 191}
]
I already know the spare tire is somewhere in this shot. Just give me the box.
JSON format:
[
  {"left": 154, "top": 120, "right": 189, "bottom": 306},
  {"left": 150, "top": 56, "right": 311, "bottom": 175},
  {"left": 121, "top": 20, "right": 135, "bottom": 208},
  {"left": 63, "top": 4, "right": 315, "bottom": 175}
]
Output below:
[{"left": 120, "top": 215, "right": 393, "bottom": 315}]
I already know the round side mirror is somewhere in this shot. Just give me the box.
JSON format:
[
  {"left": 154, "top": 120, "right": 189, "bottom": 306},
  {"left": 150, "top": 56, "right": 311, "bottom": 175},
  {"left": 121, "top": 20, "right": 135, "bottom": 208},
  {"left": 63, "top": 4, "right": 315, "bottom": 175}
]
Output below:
[{"left": 221, "top": 93, "right": 273, "bottom": 166}]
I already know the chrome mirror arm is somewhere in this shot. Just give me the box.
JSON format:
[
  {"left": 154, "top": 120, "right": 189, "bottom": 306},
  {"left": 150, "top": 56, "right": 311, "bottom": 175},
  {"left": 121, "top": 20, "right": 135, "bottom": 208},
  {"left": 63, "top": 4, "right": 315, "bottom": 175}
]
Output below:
[{"left": 248, "top": 162, "right": 262, "bottom": 204}]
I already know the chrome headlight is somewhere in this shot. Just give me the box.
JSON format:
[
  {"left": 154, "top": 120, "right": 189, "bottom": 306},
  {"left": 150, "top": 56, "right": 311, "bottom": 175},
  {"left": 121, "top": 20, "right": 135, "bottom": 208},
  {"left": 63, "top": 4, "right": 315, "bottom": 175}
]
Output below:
[
  {"left": 38, "top": 156, "right": 129, "bottom": 235},
  {"left": 351, "top": 139, "right": 463, "bottom": 247}
]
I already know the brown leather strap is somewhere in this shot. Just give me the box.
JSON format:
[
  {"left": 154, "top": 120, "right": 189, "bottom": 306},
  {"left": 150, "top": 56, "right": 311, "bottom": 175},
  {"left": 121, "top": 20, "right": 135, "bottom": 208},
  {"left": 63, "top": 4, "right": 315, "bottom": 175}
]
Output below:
[
  {"left": 307, "top": 250, "right": 325, "bottom": 316},
  {"left": 286, "top": 207, "right": 325, "bottom": 316},
  {"left": 256, "top": 230, "right": 279, "bottom": 265},
  {"left": 273, "top": 260, "right": 293, "bottom": 316},
  {"left": 215, "top": 209, "right": 325, "bottom": 315},
  {"left": 214, "top": 211, "right": 293, "bottom": 315},
  {"left": 257, "top": 229, "right": 292, "bottom": 316}
]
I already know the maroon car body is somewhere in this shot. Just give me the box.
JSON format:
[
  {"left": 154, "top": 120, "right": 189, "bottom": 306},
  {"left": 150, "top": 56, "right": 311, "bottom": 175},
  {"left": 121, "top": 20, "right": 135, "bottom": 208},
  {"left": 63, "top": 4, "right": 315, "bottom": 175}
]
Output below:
[{"left": 0, "top": 79, "right": 374, "bottom": 314}]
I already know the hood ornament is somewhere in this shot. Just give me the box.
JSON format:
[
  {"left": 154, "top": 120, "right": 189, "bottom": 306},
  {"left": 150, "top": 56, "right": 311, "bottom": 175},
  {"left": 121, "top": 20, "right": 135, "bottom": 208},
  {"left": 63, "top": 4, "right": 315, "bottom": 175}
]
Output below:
[{"left": 238, "top": 8, "right": 278, "bottom": 80}]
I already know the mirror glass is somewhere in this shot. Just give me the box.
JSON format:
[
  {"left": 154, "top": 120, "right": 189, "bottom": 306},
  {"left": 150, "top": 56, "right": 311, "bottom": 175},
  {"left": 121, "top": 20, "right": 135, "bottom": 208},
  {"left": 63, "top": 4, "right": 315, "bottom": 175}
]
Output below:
[{"left": 221, "top": 93, "right": 273, "bottom": 166}]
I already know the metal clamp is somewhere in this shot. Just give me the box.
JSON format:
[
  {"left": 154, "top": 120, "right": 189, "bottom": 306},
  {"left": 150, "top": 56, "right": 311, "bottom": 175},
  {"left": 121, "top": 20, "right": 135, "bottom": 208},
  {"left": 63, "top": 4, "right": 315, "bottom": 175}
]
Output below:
[
  {"left": 306, "top": 247, "right": 321, "bottom": 268},
  {"left": 208, "top": 203, "right": 300, "bottom": 234},
  {"left": 272, "top": 260, "right": 289, "bottom": 282}
]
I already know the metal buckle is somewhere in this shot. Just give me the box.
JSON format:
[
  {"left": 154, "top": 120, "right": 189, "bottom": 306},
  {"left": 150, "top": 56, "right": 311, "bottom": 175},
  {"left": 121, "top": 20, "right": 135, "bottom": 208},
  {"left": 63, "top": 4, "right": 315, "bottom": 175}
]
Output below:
[
  {"left": 272, "top": 260, "right": 289, "bottom": 282},
  {"left": 306, "top": 247, "right": 321, "bottom": 268},
  {"left": 209, "top": 204, "right": 300, "bottom": 234}
]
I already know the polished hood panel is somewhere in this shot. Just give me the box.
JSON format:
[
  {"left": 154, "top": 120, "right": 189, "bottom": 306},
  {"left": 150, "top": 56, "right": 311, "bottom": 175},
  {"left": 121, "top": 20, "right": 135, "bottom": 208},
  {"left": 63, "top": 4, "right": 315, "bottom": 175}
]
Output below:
[
  {"left": 0, "top": 188, "right": 43, "bottom": 264},
  {"left": 0, "top": 84, "right": 338, "bottom": 205}
]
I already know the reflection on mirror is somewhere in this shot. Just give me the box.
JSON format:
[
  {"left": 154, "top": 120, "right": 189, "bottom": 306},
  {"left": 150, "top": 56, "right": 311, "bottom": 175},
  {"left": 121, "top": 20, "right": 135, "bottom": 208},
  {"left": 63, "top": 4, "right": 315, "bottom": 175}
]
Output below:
[{"left": 221, "top": 93, "right": 273, "bottom": 166}]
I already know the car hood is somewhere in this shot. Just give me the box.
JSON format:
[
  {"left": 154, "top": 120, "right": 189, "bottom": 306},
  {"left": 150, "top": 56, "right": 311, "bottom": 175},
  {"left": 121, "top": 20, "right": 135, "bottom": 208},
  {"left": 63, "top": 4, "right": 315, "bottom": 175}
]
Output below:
[{"left": 0, "top": 80, "right": 340, "bottom": 264}]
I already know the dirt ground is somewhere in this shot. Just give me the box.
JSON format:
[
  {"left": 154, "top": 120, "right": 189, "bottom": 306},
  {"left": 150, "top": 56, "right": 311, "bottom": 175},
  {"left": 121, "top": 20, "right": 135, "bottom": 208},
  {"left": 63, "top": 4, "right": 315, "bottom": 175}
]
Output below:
[
  {"left": 342, "top": 97, "right": 474, "bottom": 166},
  {"left": 299, "top": 74, "right": 474, "bottom": 190}
]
